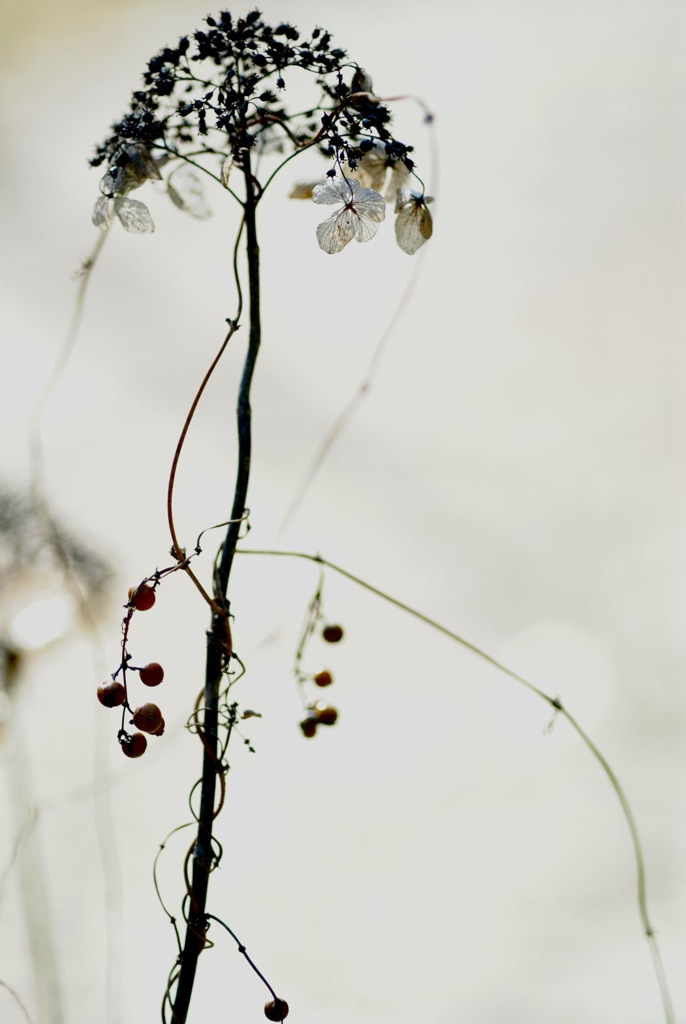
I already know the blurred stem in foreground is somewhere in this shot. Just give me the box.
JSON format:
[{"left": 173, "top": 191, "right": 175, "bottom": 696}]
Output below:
[{"left": 1, "top": 646, "right": 63, "bottom": 1024}]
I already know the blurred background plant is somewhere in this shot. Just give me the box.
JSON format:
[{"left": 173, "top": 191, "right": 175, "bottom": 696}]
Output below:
[{"left": 0, "top": 485, "right": 111, "bottom": 1024}]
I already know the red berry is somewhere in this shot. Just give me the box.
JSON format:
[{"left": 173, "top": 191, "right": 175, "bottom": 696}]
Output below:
[
  {"left": 264, "top": 999, "right": 289, "bottom": 1022},
  {"left": 313, "top": 670, "right": 333, "bottom": 687},
  {"left": 313, "top": 702, "right": 338, "bottom": 726},
  {"left": 322, "top": 624, "right": 343, "bottom": 643},
  {"left": 299, "top": 717, "right": 317, "bottom": 738},
  {"left": 121, "top": 732, "right": 147, "bottom": 758},
  {"left": 139, "top": 662, "right": 164, "bottom": 686},
  {"left": 132, "top": 702, "right": 163, "bottom": 734},
  {"left": 97, "top": 681, "right": 126, "bottom": 708},
  {"left": 129, "top": 584, "right": 156, "bottom": 611},
  {"left": 149, "top": 716, "right": 166, "bottom": 737}
]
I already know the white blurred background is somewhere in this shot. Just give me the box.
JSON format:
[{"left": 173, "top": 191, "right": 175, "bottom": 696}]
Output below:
[{"left": 0, "top": 1, "right": 684, "bottom": 1022}]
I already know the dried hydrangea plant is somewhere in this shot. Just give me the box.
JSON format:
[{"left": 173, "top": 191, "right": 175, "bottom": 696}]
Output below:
[
  {"left": 90, "top": 10, "right": 434, "bottom": 1023},
  {"left": 85, "top": 11, "right": 676, "bottom": 1024}
]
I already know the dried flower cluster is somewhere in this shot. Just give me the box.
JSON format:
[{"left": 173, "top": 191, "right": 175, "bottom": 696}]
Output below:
[
  {"left": 90, "top": 9, "right": 433, "bottom": 253},
  {"left": 88, "top": 15, "right": 434, "bottom": 1023}
]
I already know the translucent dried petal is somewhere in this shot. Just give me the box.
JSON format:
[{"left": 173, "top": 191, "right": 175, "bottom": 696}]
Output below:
[
  {"left": 316, "top": 208, "right": 358, "bottom": 253},
  {"left": 385, "top": 161, "right": 412, "bottom": 206},
  {"left": 289, "top": 181, "right": 319, "bottom": 200},
  {"left": 123, "top": 144, "right": 162, "bottom": 185},
  {"left": 351, "top": 67, "right": 374, "bottom": 93},
  {"left": 350, "top": 144, "right": 411, "bottom": 206},
  {"left": 312, "top": 179, "right": 351, "bottom": 205},
  {"left": 316, "top": 204, "right": 384, "bottom": 253},
  {"left": 313, "top": 178, "right": 385, "bottom": 254},
  {"left": 99, "top": 144, "right": 162, "bottom": 197},
  {"left": 167, "top": 165, "right": 212, "bottom": 219},
  {"left": 350, "top": 148, "right": 387, "bottom": 193},
  {"left": 100, "top": 166, "right": 124, "bottom": 197},
  {"left": 353, "top": 195, "right": 385, "bottom": 225},
  {"left": 220, "top": 154, "right": 234, "bottom": 188},
  {"left": 394, "top": 191, "right": 433, "bottom": 255},
  {"left": 114, "top": 196, "right": 155, "bottom": 233},
  {"left": 92, "top": 195, "right": 113, "bottom": 230},
  {"left": 351, "top": 210, "right": 382, "bottom": 242}
]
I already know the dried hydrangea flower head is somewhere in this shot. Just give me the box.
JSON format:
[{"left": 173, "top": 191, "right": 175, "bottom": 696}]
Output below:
[
  {"left": 90, "top": 9, "right": 433, "bottom": 253},
  {"left": 312, "top": 178, "right": 386, "bottom": 254}
]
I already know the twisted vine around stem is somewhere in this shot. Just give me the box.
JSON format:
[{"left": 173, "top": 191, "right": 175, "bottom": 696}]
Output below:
[{"left": 168, "top": 162, "right": 258, "bottom": 1024}]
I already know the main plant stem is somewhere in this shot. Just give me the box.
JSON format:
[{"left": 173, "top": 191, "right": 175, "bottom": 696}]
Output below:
[{"left": 171, "top": 148, "right": 261, "bottom": 1024}]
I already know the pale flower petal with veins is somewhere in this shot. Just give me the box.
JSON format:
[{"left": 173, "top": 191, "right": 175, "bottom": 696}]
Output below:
[
  {"left": 167, "top": 165, "right": 212, "bottom": 219},
  {"left": 93, "top": 143, "right": 159, "bottom": 233},
  {"left": 289, "top": 180, "right": 320, "bottom": 200},
  {"left": 350, "top": 142, "right": 411, "bottom": 205},
  {"left": 114, "top": 196, "right": 155, "bottom": 233},
  {"left": 92, "top": 195, "right": 155, "bottom": 233},
  {"left": 220, "top": 154, "right": 234, "bottom": 188},
  {"left": 92, "top": 195, "right": 113, "bottom": 230},
  {"left": 394, "top": 188, "right": 433, "bottom": 255},
  {"left": 313, "top": 178, "right": 385, "bottom": 254},
  {"left": 99, "top": 143, "right": 162, "bottom": 198},
  {"left": 350, "top": 148, "right": 387, "bottom": 193}
]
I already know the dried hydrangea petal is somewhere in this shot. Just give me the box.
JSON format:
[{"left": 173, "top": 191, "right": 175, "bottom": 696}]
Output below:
[
  {"left": 289, "top": 181, "right": 320, "bottom": 200},
  {"left": 394, "top": 189, "right": 433, "bottom": 254},
  {"left": 350, "top": 148, "right": 387, "bottom": 193},
  {"left": 313, "top": 178, "right": 385, "bottom": 254},
  {"left": 99, "top": 144, "right": 162, "bottom": 197},
  {"left": 123, "top": 144, "right": 163, "bottom": 184},
  {"left": 316, "top": 178, "right": 385, "bottom": 216},
  {"left": 316, "top": 206, "right": 384, "bottom": 253},
  {"left": 350, "top": 143, "right": 411, "bottom": 206},
  {"left": 220, "top": 154, "right": 234, "bottom": 188},
  {"left": 316, "top": 208, "right": 358, "bottom": 253},
  {"left": 312, "top": 179, "right": 348, "bottom": 205},
  {"left": 384, "top": 161, "right": 412, "bottom": 206},
  {"left": 114, "top": 196, "right": 155, "bottom": 233},
  {"left": 92, "top": 195, "right": 113, "bottom": 230},
  {"left": 351, "top": 192, "right": 385, "bottom": 224},
  {"left": 167, "top": 165, "right": 212, "bottom": 219}
]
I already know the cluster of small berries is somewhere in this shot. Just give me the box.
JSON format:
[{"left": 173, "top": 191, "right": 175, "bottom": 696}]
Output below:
[
  {"left": 96, "top": 583, "right": 167, "bottom": 758},
  {"left": 299, "top": 623, "right": 344, "bottom": 739}
]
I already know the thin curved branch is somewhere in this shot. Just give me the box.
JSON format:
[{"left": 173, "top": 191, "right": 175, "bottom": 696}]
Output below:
[
  {"left": 205, "top": 914, "right": 279, "bottom": 1001},
  {"left": 235, "top": 545, "right": 675, "bottom": 1024},
  {"left": 0, "top": 980, "right": 35, "bottom": 1024},
  {"left": 166, "top": 321, "right": 241, "bottom": 611}
]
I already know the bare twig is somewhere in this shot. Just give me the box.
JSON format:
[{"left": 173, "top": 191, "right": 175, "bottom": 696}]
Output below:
[{"left": 0, "top": 979, "right": 36, "bottom": 1024}]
